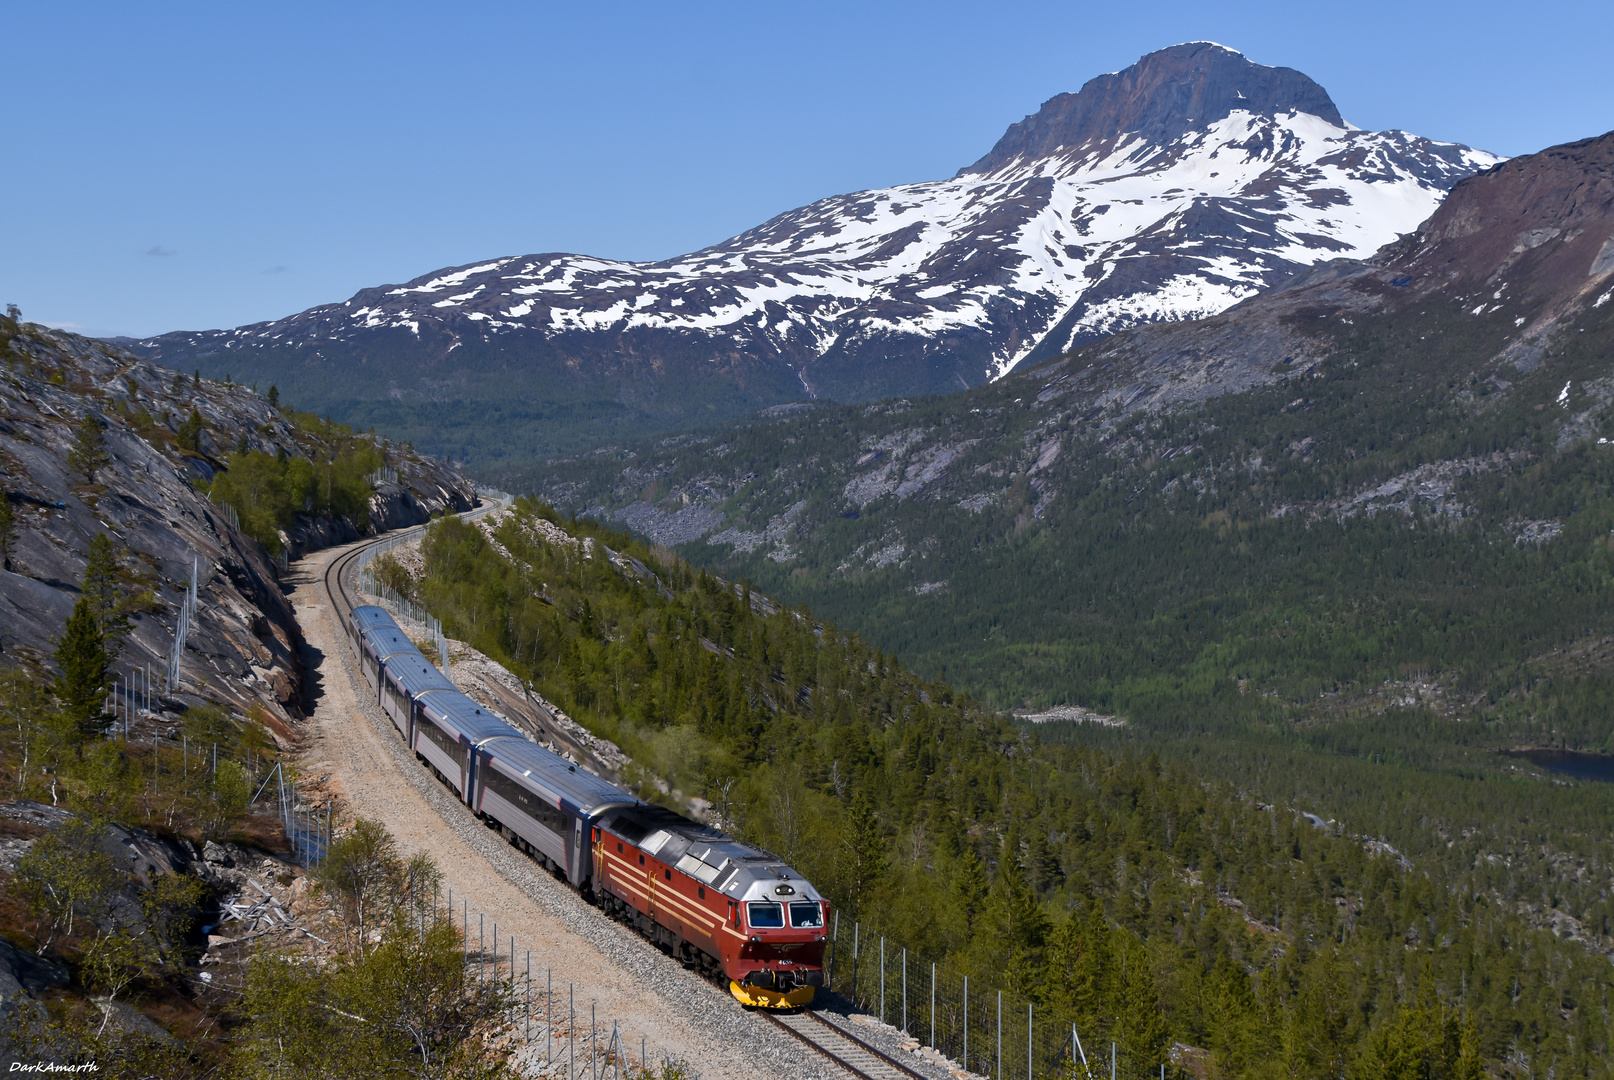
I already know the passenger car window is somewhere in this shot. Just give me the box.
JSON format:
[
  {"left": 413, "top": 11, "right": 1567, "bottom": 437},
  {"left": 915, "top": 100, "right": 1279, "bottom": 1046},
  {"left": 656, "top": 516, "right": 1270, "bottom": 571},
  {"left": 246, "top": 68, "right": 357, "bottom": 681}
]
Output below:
[
  {"left": 747, "top": 902, "right": 785, "bottom": 928},
  {"left": 789, "top": 901, "right": 823, "bottom": 928}
]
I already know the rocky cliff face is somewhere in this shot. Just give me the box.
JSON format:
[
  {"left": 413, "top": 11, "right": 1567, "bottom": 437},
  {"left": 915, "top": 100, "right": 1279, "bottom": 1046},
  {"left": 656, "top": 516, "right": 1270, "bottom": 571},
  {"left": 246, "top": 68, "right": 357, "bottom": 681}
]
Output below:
[
  {"left": 126, "top": 44, "right": 1495, "bottom": 469},
  {"left": 1, "top": 316, "right": 476, "bottom": 725}
]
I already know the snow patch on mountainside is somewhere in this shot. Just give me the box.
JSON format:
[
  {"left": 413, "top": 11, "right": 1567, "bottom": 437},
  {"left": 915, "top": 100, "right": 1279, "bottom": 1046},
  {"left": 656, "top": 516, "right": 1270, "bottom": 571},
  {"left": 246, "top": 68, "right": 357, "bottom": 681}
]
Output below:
[{"left": 285, "top": 108, "right": 1491, "bottom": 378}]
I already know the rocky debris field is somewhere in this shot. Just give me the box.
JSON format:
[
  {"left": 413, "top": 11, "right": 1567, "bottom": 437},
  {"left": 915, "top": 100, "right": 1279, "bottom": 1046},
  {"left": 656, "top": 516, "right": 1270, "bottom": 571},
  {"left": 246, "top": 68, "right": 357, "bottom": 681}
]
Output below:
[{"left": 0, "top": 798, "right": 332, "bottom": 1054}]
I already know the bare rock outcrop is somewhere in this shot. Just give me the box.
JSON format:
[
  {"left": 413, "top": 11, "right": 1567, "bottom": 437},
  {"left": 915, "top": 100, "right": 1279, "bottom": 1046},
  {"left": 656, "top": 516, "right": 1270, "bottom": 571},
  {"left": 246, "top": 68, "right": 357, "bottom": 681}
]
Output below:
[{"left": 1, "top": 315, "right": 476, "bottom": 726}]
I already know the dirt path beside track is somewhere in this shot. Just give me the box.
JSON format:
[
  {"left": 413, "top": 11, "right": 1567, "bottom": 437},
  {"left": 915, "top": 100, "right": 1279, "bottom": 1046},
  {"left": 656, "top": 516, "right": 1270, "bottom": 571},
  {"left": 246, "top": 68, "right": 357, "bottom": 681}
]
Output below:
[{"left": 285, "top": 538, "right": 848, "bottom": 1080}]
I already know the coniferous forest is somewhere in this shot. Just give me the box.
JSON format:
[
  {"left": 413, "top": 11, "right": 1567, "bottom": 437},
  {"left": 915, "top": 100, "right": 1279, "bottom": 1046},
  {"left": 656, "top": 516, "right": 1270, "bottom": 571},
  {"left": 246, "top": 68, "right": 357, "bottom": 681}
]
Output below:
[{"left": 398, "top": 500, "right": 1613, "bottom": 1079}]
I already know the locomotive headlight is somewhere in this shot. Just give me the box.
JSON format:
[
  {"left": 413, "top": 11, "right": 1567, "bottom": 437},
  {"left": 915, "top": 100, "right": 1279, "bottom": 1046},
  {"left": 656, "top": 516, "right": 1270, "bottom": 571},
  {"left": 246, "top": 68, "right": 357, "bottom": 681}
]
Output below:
[{"left": 750, "top": 936, "right": 759, "bottom": 943}]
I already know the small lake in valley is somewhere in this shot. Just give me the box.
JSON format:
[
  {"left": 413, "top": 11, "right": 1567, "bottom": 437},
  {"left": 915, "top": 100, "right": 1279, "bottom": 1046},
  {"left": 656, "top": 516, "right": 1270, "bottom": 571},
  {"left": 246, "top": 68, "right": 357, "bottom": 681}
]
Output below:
[{"left": 1505, "top": 749, "right": 1614, "bottom": 783}]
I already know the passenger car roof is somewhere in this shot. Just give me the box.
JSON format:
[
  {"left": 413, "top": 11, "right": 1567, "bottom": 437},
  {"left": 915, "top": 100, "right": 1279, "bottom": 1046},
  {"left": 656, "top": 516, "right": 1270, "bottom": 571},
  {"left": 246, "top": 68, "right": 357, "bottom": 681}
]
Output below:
[
  {"left": 419, "top": 691, "right": 517, "bottom": 743},
  {"left": 482, "top": 736, "right": 637, "bottom": 817},
  {"left": 361, "top": 626, "right": 421, "bottom": 662},
  {"left": 351, "top": 606, "right": 397, "bottom": 633},
  {"left": 387, "top": 653, "right": 457, "bottom": 697}
]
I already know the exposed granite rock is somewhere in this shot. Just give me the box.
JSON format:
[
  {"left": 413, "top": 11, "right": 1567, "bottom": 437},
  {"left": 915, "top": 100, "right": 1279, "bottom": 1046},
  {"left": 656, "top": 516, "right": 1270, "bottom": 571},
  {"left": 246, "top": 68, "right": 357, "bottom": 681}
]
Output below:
[
  {"left": 0, "top": 937, "right": 70, "bottom": 1069},
  {"left": 1, "top": 315, "right": 476, "bottom": 725}
]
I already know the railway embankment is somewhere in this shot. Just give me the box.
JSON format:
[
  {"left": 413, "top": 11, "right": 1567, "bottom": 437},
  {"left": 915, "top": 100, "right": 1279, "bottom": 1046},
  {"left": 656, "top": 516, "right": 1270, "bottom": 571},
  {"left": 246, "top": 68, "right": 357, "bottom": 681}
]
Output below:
[{"left": 289, "top": 537, "right": 858, "bottom": 1079}]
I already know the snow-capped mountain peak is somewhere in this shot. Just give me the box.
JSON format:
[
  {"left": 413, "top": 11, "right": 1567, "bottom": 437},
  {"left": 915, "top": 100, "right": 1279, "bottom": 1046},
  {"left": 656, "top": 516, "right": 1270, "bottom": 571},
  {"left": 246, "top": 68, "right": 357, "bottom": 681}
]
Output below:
[{"left": 134, "top": 43, "right": 1499, "bottom": 444}]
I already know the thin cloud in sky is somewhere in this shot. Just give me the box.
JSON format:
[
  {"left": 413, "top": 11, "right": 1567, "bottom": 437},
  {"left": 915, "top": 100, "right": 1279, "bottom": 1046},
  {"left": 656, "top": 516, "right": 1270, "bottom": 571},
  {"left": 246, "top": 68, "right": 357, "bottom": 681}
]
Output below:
[
  {"left": 262, "top": 265, "right": 290, "bottom": 275},
  {"left": 144, "top": 245, "right": 176, "bottom": 258}
]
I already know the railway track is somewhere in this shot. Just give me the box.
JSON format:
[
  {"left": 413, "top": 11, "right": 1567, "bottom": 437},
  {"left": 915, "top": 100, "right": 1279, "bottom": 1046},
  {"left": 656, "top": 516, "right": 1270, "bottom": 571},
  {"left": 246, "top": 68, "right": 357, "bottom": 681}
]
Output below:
[
  {"left": 761, "top": 1009, "right": 932, "bottom": 1080},
  {"left": 326, "top": 505, "right": 935, "bottom": 1080},
  {"left": 324, "top": 493, "right": 507, "bottom": 624}
]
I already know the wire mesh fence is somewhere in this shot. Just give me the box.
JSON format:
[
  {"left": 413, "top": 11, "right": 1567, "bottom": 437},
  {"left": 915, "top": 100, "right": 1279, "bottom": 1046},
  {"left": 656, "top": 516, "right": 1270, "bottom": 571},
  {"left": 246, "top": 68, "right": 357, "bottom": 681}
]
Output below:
[
  {"left": 166, "top": 554, "right": 201, "bottom": 693},
  {"left": 96, "top": 713, "right": 333, "bottom": 871},
  {"left": 827, "top": 915, "right": 1178, "bottom": 1080},
  {"left": 427, "top": 882, "right": 683, "bottom": 1079}
]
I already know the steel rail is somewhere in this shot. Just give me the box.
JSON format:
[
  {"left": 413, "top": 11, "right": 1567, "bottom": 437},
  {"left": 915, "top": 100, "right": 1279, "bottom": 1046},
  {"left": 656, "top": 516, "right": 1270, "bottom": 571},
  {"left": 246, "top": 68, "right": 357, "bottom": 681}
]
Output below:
[{"left": 760, "top": 1008, "right": 932, "bottom": 1080}]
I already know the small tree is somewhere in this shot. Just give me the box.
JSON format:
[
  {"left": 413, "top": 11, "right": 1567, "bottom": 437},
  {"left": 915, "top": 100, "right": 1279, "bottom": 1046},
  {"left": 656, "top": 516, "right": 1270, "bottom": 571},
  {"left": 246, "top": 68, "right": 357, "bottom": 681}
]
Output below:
[
  {"left": 371, "top": 552, "right": 415, "bottom": 599},
  {"left": 54, "top": 596, "right": 110, "bottom": 745},
  {"left": 176, "top": 408, "right": 204, "bottom": 453},
  {"left": 318, "top": 817, "right": 405, "bottom": 953},
  {"left": 238, "top": 914, "right": 518, "bottom": 1080},
  {"left": 13, "top": 814, "right": 123, "bottom": 952},
  {"left": 3, "top": 668, "right": 51, "bottom": 793},
  {"left": 951, "top": 844, "right": 990, "bottom": 934},
  {"left": 68, "top": 415, "right": 112, "bottom": 484},
  {"left": 81, "top": 532, "right": 129, "bottom": 648},
  {"left": 0, "top": 493, "right": 17, "bottom": 570},
  {"left": 73, "top": 739, "right": 136, "bottom": 819},
  {"left": 342, "top": 915, "right": 517, "bottom": 1079},
  {"left": 839, "top": 789, "right": 886, "bottom": 922},
  {"left": 267, "top": 384, "right": 280, "bottom": 409},
  {"left": 141, "top": 871, "right": 207, "bottom": 966},
  {"left": 81, "top": 928, "right": 160, "bottom": 1020},
  {"left": 198, "top": 759, "right": 253, "bottom": 842}
]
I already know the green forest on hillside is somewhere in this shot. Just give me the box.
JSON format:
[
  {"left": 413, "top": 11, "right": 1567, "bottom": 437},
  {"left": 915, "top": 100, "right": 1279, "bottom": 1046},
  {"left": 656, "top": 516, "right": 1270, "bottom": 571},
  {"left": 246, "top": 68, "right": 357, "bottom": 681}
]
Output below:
[
  {"left": 394, "top": 501, "right": 1614, "bottom": 1079},
  {"left": 205, "top": 411, "right": 385, "bottom": 554},
  {"left": 514, "top": 290, "right": 1614, "bottom": 1050}
]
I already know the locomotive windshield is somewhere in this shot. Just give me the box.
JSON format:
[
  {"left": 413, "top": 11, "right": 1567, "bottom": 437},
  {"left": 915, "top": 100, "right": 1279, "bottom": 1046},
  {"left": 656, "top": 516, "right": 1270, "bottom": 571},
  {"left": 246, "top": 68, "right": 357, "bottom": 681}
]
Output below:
[
  {"left": 788, "top": 901, "right": 823, "bottom": 928},
  {"left": 747, "top": 902, "right": 785, "bottom": 928}
]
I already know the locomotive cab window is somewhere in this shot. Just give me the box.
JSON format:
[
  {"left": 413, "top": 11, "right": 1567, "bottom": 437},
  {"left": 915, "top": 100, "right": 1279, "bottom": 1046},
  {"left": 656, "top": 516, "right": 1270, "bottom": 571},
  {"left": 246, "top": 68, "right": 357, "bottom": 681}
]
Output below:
[
  {"left": 788, "top": 901, "right": 823, "bottom": 928},
  {"left": 747, "top": 902, "right": 785, "bottom": 929}
]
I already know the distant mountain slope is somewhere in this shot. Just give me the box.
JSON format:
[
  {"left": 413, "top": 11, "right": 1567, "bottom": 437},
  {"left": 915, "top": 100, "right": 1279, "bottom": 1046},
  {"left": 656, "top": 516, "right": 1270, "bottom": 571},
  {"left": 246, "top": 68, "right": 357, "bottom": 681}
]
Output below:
[
  {"left": 530, "top": 128, "right": 1614, "bottom": 720},
  {"left": 127, "top": 43, "right": 1494, "bottom": 467}
]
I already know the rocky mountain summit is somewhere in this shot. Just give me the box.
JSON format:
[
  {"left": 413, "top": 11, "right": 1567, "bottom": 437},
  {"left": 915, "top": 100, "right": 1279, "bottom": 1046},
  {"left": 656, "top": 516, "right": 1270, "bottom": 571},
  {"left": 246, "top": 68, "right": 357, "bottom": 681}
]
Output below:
[
  {"left": 1, "top": 314, "right": 476, "bottom": 723},
  {"left": 129, "top": 43, "right": 1495, "bottom": 467}
]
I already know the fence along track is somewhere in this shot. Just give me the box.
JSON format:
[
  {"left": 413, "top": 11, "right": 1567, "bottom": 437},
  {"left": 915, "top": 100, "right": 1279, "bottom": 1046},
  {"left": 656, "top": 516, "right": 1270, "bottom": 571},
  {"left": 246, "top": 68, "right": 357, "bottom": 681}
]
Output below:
[{"left": 762, "top": 1009, "right": 931, "bottom": 1080}]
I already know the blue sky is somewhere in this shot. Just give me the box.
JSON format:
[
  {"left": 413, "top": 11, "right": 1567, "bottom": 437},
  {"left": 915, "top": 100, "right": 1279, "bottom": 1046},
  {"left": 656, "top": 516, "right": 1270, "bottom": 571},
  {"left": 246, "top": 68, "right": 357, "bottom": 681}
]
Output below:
[{"left": 5, "top": 0, "right": 1611, "bottom": 338}]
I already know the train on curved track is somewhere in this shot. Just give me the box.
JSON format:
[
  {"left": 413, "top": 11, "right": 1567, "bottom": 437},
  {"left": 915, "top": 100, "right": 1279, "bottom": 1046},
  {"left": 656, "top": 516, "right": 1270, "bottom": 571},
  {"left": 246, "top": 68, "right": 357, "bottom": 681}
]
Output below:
[{"left": 342, "top": 600, "right": 829, "bottom": 1008}]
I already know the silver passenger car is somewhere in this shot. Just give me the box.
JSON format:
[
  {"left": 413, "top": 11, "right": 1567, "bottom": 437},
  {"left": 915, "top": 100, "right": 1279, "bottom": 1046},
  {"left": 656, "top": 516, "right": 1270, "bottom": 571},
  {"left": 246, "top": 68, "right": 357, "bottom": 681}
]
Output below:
[
  {"left": 348, "top": 605, "right": 397, "bottom": 658},
  {"left": 380, "top": 651, "right": 457, "bottom": 742},
  {"left": 414, "top": 691, "right": 516, "bottom": 800},
  {"left": 359, "top": 625, "right": 419, "bottom": 698},
  {"left": 475, "top": 735, "right": 637, "bottom": 888}
]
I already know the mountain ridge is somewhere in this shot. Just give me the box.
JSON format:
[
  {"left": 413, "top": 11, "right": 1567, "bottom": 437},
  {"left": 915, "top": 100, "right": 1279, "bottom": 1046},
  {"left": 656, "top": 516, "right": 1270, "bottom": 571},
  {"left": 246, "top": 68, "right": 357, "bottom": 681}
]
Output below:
[
  {"left": 127, "top": 43, "right": 1496, "bottom": 468},
  {"left": 960, "top": 41, "right": 1346, "bottom": 174}
]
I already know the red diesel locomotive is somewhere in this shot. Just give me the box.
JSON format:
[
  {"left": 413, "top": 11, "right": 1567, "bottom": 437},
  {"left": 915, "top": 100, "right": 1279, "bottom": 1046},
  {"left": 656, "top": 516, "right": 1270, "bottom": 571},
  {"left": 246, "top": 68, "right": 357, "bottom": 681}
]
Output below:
[{"left": 592, "top": 803, "right": 829, "bottom": 1008}]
